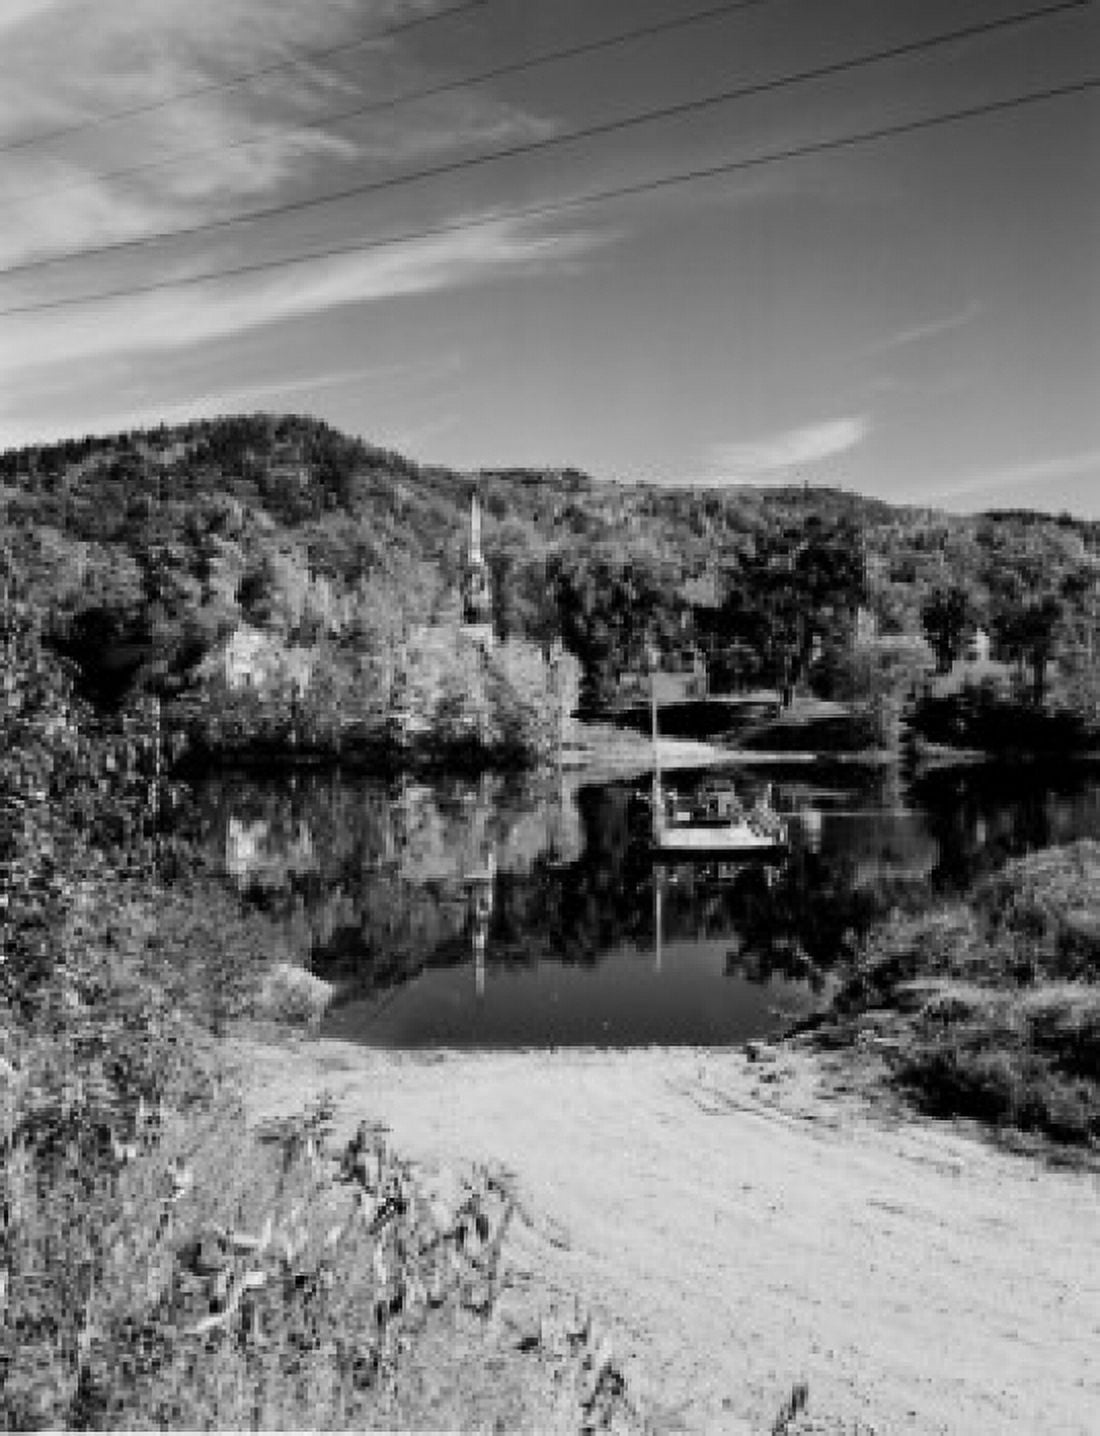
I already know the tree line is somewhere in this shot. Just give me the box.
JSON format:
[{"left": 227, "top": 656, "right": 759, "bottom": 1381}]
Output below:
[{"left": 1, "top": 414, "right": 1097, "bottom": 761}]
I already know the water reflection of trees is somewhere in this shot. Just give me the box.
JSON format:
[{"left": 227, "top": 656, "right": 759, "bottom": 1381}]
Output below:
[
  {"left": 915, "top": 764, "right": 1100, "bottom": 893},
  {"left": 725, "top": 849, "right": 884, "bottom": 988},
  {"left": 189, "top": 765, "right": 1100, "bottom": 1005}
]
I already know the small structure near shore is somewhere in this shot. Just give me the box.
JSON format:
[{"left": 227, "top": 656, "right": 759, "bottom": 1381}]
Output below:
[{"left": 204, "top": 624, "right": 315, "bottom": 695}]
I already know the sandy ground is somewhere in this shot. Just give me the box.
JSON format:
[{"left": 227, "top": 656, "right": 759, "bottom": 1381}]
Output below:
[{"left": 236, "top": 1037, "right": 1100, "bottom": 1435}]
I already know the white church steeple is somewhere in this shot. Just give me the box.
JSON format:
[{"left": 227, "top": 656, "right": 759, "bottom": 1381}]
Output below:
[
  {"left": 470, "top": 491, "right": 483, "bottom": 566},
  {"left": 461, "top": 488, "right": 494, "bottom": 645}
]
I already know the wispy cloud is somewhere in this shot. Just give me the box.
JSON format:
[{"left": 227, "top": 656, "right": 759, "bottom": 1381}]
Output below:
[
  {"left": 0, "top": 216, "right": 608, "bottom": 436},
  {"left": 2, "top": 354, "right": 463, "bottom": 450},
  {"left": 927, "top": 447, "right": 1100, "bottom": 504},
  {"left": 122, "top": 354, "right": 460, "bottom": 416},
  {"left": 707, "top": 415, "right": 870, "bottom": 483},
  {"left": 867, "top": 301, "right": 981, "bottom": 356},
  {"left": 0, "top": 0, "right": 610, "bottom": 431},
  {"left": 0, "top": 0, "right": 553, "bottom": 269},
  {"left": 378, "top": 408, "right": 462, "bottom": 460},
  {"left": 0, "top": 1, "right": 67, "bottom": 38}
]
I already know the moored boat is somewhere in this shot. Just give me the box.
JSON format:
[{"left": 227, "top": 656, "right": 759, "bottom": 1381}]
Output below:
[
  {"left": 652, "top": 780, "right": 788, "bottom": 855},
  {"left": 648, "top": 654, "right": 787, "bottom": 857}
]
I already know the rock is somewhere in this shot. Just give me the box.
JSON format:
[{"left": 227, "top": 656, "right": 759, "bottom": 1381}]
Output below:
[
  {"left": 746, "top": 1041, "right": 778, "bottom": 1064},
  {"left": 256, "top": 962, "right": 333, "bottom": 1026}
]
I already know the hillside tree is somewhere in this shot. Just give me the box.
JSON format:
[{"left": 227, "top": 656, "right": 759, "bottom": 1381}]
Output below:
[{"left": 920, "top": 585, "right": 975, "bottom": 673}]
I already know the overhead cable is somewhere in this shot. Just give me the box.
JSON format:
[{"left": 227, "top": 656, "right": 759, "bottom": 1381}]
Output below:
[
  {"left": 0, "top": 0, "right": 1086, "bottom": 283},
  {"left": 5, "top": 0, "right": 776, "bottom": 204},
  {"left": 3, "top": 73, "right": 1096, "bottom": 319},
  {"left": 0, "top": 0, "right": 491, "bottom": 156}
]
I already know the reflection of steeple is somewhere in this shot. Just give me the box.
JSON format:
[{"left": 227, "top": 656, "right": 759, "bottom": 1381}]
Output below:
[
  {"left": 653, "top": 864, "right": 664, "bottom": 974},
  {"left": 461, "top": 489, "right": 494, "bottom": 646},
  {"left": 469, "top": 851, "right": 495, "bottom": 998},
  {"left": 800, "top": 807, "right": 823, "bottom": 852},
  {"left": 473, "top": 928, "right": 486, "bottom": 997}
]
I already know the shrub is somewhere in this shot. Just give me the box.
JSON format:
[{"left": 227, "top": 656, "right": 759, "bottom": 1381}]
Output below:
[
  {"left": 819, "top": 841, "right": 1100, "bottom": 1149},
  {"left": 0, "top": 573, "right": 306, "bottom": 1425},
  {"left": 1021, "top": 986, "right": 1100, "bottom": 1080},
  {"left": 974, "top": 841, "right": 1100, "bottom": 982}
]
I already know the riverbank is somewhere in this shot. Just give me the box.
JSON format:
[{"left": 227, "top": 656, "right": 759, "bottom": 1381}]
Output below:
[
  {"left": 564, "top": 722, "right": 824, "bottom": 780},
  {"left": 237, "top": 1032, "right": 1099, "bottom": 1434},
  {"left": 168, "top": 699, "right": 898, "bottom": 786},
  {"left": 803, "top": 841, "right": 1100, "bottom": 1152}
]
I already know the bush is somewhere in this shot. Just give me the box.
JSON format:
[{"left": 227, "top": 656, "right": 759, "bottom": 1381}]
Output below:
[
  {"left": 974, "top": 841, "right": 1100, "bottom": 982},
  {"left": 897, "top": 1039, "right": 1097, "bottom": 1145},
  {"left": 818, "top": 842, "right": 1100, "bottom": 1150},
  {"left": 832, "top": 904, "right": 982, "bottom": 1012},
  {"left": 1021, "top": 986, "right": 1100, "bottom": 1080},
  {"left": 0, "top": 576, "right": 305, "bottom": 1425}
]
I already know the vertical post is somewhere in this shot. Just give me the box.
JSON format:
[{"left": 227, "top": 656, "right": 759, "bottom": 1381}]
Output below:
[
  {"left": 650, "top": 648, "right": 661, "bottom": 787},
  {"left": 474, "top": 928, "right": 486, "bottom": 999},
  {"left": 650, "top": 647, "right": 663, "bottom": 842},
  {"left": 654, "top": 863, "right": 663, "bottom": 974}
]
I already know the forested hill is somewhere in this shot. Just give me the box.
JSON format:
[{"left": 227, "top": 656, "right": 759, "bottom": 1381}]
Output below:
[{"left": 1, "top": 413, "right": 1096, "bottom": 710}]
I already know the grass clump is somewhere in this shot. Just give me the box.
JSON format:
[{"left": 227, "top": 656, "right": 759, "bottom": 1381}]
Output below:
[
  {"left": 817, "top": 841, "right": 1100, "bottom": 1151},
  {"left": 53, "top": 1101, "right": 532, "bottom": 1432}
]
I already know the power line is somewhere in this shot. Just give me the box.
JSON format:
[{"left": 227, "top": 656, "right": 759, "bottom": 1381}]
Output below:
[
  {"left": 3, "top": 72, "right": 1096, "bottom": 320},
  {"left": 0, "top": 0, "right": 1086, "bottom": 283},
  {"left": 7, "top": 0, "right": 776, "bottom": 205},
  {"left": 0, "top": 0, "right": 490, "bottom": 157}
]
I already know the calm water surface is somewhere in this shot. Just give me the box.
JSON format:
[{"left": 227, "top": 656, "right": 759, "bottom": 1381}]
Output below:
[{"left": 192, "top": 760, "right": 1100, "bottom": 1049}]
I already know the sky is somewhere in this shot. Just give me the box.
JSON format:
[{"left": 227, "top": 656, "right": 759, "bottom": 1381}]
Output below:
[{"left": 0, "top": 0, "right": 1098, "bottom": 516}]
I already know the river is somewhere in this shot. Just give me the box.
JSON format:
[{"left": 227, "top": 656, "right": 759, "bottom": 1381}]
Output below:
[{"left": 191, "top": 758, "right": 1100, "bottom": 1049}]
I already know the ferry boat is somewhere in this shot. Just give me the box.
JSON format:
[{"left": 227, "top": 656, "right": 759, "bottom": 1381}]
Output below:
[
  {"left": 652, "top": 777, "right": 788, "bottom": 856},
  {"left": 648, "top": 658, "right": 787, "bottom": 857}
]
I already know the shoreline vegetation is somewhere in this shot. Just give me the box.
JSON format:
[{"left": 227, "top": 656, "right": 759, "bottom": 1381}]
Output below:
[
  {"left": 168, "top": 624, "right": 579, "bottom": 777},
  {"left": 799, "top": 841, "right": 1100, "bottom": 1156},
  {"left": 169, "top": 665, "right": 1100, "bottom": 781}
]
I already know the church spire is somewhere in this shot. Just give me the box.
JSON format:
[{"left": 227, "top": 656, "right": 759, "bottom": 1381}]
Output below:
[
  {"left": 470, "top": 491, "right": 482, "bottom": 566},
  {"left": 461, "top": 486, "right": 494, "bottom": 644}
]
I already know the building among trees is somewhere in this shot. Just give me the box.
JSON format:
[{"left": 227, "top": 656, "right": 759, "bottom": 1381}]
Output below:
[{"left": 207, "top": 624, "right": 315, "bottom": 695}]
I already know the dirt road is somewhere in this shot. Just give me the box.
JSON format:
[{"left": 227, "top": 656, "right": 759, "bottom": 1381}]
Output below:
[{"left": 239, "top": 1038, "right": 1099, "bottom": 1434}]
